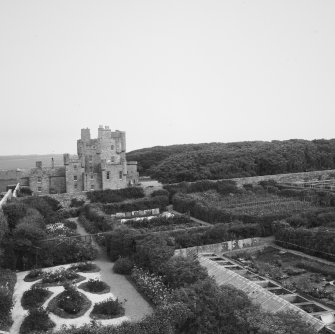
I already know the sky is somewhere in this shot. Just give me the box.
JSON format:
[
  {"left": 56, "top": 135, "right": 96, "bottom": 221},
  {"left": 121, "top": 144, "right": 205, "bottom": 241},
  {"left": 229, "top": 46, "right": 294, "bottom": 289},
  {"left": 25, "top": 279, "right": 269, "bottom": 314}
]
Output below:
[{"left": 1, "top": 0, "right": 335, "bottom": 155}]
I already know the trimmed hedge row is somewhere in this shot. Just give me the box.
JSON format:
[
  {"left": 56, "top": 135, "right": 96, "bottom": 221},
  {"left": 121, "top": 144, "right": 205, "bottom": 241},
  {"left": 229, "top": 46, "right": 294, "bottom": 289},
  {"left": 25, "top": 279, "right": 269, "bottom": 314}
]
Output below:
[
  {"left": 273, "top": 221, "right": 335, "bottom": 261},
  {"left": 102, "top": 196, "right": 169, "bottom": 215},
  {"left": 87, "top": 187, "right": 145, "bottom": 203}
]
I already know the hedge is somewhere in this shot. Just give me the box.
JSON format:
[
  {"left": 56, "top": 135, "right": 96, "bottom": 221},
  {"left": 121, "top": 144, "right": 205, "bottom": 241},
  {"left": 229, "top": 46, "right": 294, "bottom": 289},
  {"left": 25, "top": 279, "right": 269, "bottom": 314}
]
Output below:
[
  {"left": 102, "top": 196, "right": 169, "bottom": 215},
  {"left": 87, "top": 187, "right": 145, "bottom": 203}
]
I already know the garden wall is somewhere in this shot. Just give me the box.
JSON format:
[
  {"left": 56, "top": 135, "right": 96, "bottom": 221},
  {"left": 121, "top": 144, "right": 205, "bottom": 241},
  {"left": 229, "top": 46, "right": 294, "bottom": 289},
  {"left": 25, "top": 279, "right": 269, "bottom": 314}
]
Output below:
[{"left": 174, "top": 236, "right": 273, "bottom": 257}]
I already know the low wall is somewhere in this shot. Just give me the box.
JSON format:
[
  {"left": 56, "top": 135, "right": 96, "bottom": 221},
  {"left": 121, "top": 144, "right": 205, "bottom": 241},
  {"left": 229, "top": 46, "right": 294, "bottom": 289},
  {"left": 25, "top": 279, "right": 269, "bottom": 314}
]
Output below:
[
  {"left": 174, "top": 237, "right": 273, "bottom": 257},
  {"left": 0, "top": 189, "right": 13, "bottom": 209}
]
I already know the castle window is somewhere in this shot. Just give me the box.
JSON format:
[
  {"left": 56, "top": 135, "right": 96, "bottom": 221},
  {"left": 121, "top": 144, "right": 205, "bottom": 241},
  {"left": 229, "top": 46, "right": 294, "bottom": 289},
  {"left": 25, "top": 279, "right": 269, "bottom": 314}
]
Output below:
[
  {"left": 74, "top": 175, "right": 77, "bottom": 181},
  {"left": 37, "top": 187, "right": 42, "bottom": 192},
  {"left": 106, "top": 172, "right": 110, "bottom": 180},
  {"left": 90, "top": 173, "right": 94, "bottom": 180},
  {"left": 74, "top": 183, "right": 78, "bottom": 189},
  {"left": 119, "top": 171, "right": 123, "bottom": 180},
  {"left": 91, "top": 184, "right": 95, "bottom": 190},
  {"left": 37, "top": 177, "right": 42, "bottom": 183}
]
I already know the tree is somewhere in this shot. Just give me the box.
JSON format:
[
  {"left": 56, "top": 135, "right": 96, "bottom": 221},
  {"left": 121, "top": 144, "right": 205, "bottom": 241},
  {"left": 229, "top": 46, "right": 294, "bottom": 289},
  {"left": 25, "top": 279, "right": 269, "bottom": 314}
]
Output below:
[
  {"left": 135, "top": 235, "right": 175, "bottom": 272},
  {"left": 173, "top": 279, "right": 256, "bottom": 334},
  {"left": 160, "top": 255, "right": 208, "bottom": 289}
]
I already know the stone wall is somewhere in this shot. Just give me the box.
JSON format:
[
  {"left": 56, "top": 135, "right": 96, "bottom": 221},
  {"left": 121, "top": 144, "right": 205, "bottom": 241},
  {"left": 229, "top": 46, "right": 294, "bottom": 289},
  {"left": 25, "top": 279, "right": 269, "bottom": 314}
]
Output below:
[{"left": 174, "top": 237, "right": 272, "bottom": 257}]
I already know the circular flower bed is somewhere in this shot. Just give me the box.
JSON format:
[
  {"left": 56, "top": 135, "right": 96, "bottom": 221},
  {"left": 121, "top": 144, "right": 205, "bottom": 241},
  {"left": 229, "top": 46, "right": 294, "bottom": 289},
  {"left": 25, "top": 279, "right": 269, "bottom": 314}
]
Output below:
[
  {"left": 21, "top": 286, "right": 53, "bottom": 310},
  {"left": 20, "top": 307, "right": 55, "bottom": 334},
  {"left": 78, "top": 279, "right": 110, "bottom": 294},
  {"left": 90, "top": 298, "right": 125, "bottom": 320},
  {"left": 47, "top": 284, "right": 91, "bottom": 319}
]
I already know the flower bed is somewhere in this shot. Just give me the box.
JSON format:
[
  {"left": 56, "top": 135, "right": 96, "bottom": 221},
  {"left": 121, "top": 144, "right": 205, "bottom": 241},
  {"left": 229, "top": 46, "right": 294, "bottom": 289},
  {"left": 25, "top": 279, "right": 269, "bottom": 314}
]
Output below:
[
  {"left": 47, "top": 284, "right": 92, "bottom": 319},
  {"left": 20, "top": 307, "right": 55, "bottom": 334},
  {"left": 78, "top": 279, "right": 110, "bottom": 294},
  {"left": 130, "top": 266, "right": 171, "bottom": 306},
  {"left": 33, "top": 268, "right": 85, "bottom": 287},
  {"left": 24, "top": 269, "right": 44, "bottom": 282},
  {"left": 90, "top": 298, "right": 125, "bottom": 320},
  {"left": 21, "top": 286, "right": 53, "bottom": 310},
  {"left": 70, "top": 262, "right": 100, "bottom": 273}
]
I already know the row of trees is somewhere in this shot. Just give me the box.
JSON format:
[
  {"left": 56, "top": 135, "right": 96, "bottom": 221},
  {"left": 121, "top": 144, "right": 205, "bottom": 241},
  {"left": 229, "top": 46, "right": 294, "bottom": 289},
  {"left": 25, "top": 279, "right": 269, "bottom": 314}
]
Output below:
[{"left": 127, "top": 139, "right": 335, "bottom": 183}]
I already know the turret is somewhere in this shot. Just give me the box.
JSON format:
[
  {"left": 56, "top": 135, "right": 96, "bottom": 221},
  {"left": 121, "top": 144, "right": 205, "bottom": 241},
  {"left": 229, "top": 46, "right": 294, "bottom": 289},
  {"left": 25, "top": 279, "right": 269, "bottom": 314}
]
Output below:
[{"left": 81, "top": 128, "right": 91, "bottom": 141}]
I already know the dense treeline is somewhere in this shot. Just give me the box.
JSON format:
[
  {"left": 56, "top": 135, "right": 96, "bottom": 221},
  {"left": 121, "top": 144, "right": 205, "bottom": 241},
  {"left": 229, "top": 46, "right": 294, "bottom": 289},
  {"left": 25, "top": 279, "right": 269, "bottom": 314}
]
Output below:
[{"left": 127, "top": 139, "right": 335, "bottom": 183}]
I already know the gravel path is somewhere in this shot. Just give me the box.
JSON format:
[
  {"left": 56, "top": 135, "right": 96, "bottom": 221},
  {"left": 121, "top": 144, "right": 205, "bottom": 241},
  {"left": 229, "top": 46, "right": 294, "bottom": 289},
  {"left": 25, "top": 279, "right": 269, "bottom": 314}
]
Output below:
[{"left": 73, "top": 218, "right": 153, "bottom": 321}]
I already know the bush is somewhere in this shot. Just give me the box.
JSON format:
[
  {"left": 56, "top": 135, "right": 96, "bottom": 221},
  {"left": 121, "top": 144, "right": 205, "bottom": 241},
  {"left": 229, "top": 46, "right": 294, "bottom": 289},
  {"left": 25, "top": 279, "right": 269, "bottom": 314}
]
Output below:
[
  {"left": 85, "top": 279, "right": 109, "bottom": 293},
  {"left": 135, "top": 234, "right": 175, "bottom": 272},
  {"left": 63, "top": 219, "right": 77, "bottom": 230},
  {"left": 151, "top": 189, "right": 169, "bottom": 198},
  {"left": 40, "top": 237, "right": 98, "bottom": 267},
  {"left": 57, "top": 284, "right": 88, "bottom": 315},
  {"left": 91, "top": 298, "right": 125, "bottom": 319},
  {"left": 87, "top": 187, "right": 145, "bottom": 203},
  {"left": 20, "top": 307, "right": 55, "bottom": 334},
  {"left": 2, "top": 202, "right": 27, "bottom": 231},
  {"left": 131, "top": 266, "right": 172, "bottom": 305},
  {"left": 160, "top": 256, "right": 208, "bottom": 289},
  {"left": 70, "top": 262, "right": 99, "bottom": 273},
  {"left": 41, "top": 268, "right": 79, "bottom": 284},
  {"left": 0, "top": 285, "right": 14, "bottom": 329},
  {"left": 70, "top": 198, "right": 85, "bottom": 208},
  {"left": 113, "top": 257, "right": 134, "bottom": 275},
  {"left": 24, "top": 269, "right": 43, "bottom": 282},
  {"left": 21, "top": 286, "right": 51, "bottom": 309}
]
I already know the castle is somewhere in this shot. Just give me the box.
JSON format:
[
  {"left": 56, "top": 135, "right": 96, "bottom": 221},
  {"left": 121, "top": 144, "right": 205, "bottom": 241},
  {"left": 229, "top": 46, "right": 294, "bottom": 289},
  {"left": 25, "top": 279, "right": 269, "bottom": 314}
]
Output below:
[{"left": 0, "top": 126, "right": 139, "bottom": 194}]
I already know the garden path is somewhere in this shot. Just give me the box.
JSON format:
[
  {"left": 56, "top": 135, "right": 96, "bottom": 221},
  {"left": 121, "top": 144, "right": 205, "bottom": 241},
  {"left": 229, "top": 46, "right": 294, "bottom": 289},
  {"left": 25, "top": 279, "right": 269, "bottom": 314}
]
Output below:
[{"left": 72, "top": 218, "right": 153, "bottom": 321}]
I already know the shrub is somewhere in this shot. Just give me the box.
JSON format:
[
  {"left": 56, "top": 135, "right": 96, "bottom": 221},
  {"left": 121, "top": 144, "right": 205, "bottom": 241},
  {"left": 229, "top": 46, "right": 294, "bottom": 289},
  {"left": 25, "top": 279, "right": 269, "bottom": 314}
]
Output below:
[
  {"left": 21, "top": 286, "right": 51, "bottom": 309},
  {"left": 24, "top": 268, "right": 43, "bottom": 282},
  {"left": 113, "top": 257, "right": 134, "bottom": 275},
  {"left": 41, "top": 268, "right": 79, "bottom": 284},
  {"left": 40, "top": 237, "right": 98, "bottom": 267},
  {"left": 2, "top": 202, "right": 27, "bottom": 231},
  {"left": 78, "top": 215, "right": 99, "bottom": 234},
  {"left": 58, "top": 284, "right": 86, "bottom": 314},
  {"left": 85, "top": 279, "right": 109, "bottom": 293},
  {"left": 70, "top": 198, "right": 85, "bottom": 208},
  {"left": 63, "top": 220, "right": 77, "bottom": 230},
  {"left": 0, "top": 284, "right": 14, "bottom": 329},
  {"left": 135, "top": 234, "right": 175, "bottom": 272},
  {"left": 151, "top": 189, "right": 169, "bottom": 198},
  {"left": 91, "top": 298, "right": 125, "bottom": 319},
  {"left": 160, "top": 256, "right": 208, "bottom": 289},
  {"left": 131, "top": 266, "right": 172, "bottom": 305},
  {"left": 70, "top": 262, "right": 99, "bottom": 273},
  {"left": 20, "top": 307, "right": 55, "bottom": 334}
]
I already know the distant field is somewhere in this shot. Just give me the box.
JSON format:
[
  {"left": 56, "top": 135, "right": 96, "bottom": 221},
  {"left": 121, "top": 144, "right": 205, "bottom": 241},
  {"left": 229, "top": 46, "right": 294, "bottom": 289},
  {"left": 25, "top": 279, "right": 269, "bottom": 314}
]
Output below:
[{"left": 0, "top": 154, "right": 64, "bottom": 170}]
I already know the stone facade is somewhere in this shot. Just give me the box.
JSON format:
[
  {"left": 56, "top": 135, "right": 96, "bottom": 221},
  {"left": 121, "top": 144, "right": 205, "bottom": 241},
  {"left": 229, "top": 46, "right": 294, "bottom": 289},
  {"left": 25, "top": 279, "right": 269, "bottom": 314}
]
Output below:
[{"left": 0, "top": 126, "right": 139, "bottom": 194}]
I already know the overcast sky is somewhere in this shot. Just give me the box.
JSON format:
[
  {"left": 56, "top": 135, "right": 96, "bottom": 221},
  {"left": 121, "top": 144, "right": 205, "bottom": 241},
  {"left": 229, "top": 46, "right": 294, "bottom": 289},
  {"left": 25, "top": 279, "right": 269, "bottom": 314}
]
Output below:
[{"left": 1, "top": 0, "right": 335, "bottom": 155}]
